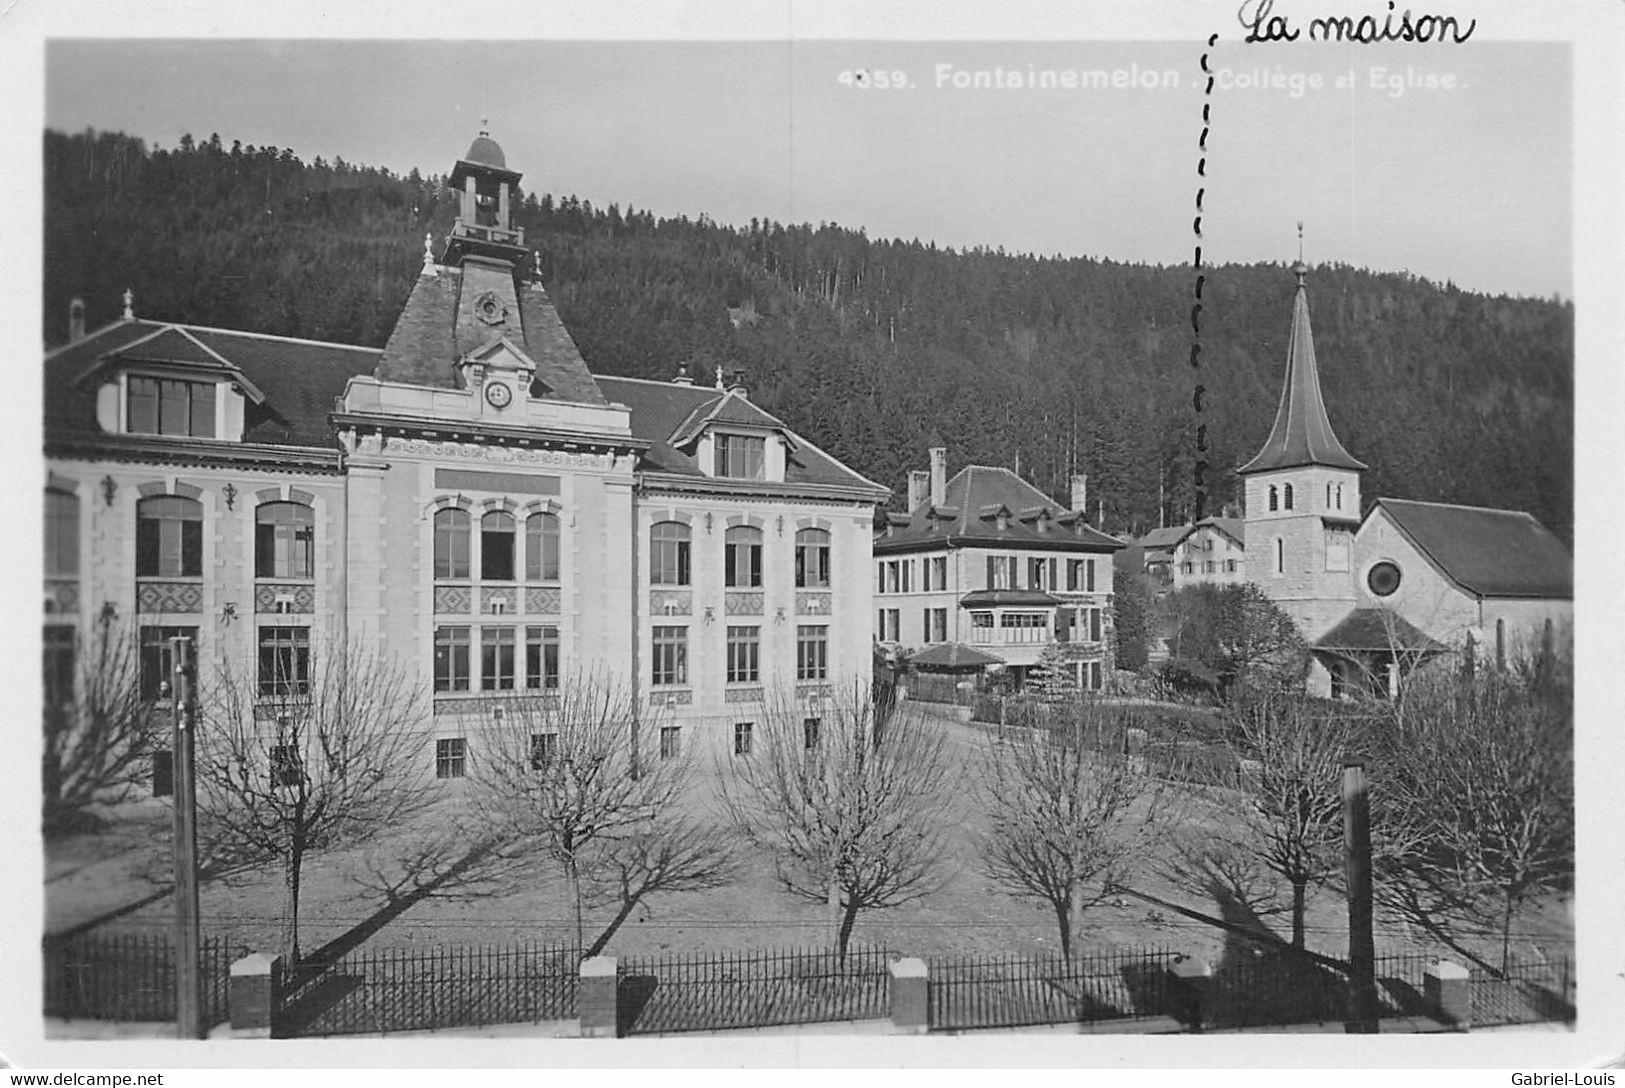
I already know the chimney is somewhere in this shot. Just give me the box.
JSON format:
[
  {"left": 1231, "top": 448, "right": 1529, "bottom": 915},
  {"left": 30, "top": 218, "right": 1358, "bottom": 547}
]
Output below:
[
  {"left": 928, "top": 447, "right": 947, "bottom": 508},
  {"left": 907, "top": 470, "right": 930, "bottom": 512},
  {"left": 1070, "top": 474, "right": 1088, "bottom": 517},
  {"left": 727, "top": 369, "right": 748, "bottom": 400},
  {"left": 68, "top": 298, "right": 86, "bottom": 343},
  {"left": 671, "top": 361, "right": 695, "bottom": 386}
]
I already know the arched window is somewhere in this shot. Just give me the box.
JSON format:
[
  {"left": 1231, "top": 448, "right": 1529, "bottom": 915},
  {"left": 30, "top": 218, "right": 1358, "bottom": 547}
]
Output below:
[
  {"left": 526, "top": 512, "right": 561, "bottom": 582},
  {"left": 1283, "top": 483, "right": 1294, "bottom": 510},
  {"left": 1274, "top": 538, "right": 1284, "bottom": 575},
  {"left": 45, "top": 488, "right": 79, "bottom": 578},
  {"left": 255, "top": 502, "right": 314, "bottom": 579},
  {"left": 795, "top": 528, "right": 831, "bottom": 588},
  {"left": 136, "top": 496, "right": 202, "bottom": 577},
  {"left": 433, "top": 508, "right": 470, "bottom": 580},
  {"left": 725, "top": 526, "right": 763, "bottom": 588},
  {"left": 482, "top": 511, "right": 516, "bottom": 581},
  {"left": 1336, "top": 483, "right": 1343, "bottom": 510},
  {"left": 650, "top": 521, "right": 690, "bottom": 586},
  {"left": 1268, "top": 486, "right": 1279, "bottom": 512},
  {"left": 1326, "top": 483, "right": 1332, "bottom": 508}
]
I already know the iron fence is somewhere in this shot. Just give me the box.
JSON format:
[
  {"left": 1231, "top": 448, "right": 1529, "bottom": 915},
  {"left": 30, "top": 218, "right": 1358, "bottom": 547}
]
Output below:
[
  {"left": 617, "top": 945, "right": 892, "bottom": 1035},
  {"left": 277, "top": 940, "right": 579, "bottom": 1037},
  {"left": 43, "top": 929, "right": 232, "bottom": 1026},
  {"left": 927, "top": 948, "right": 1180, "bottom": 1032},
  {"left": 1471, "top": 956, "right": 1575, "bottom": 1027}
]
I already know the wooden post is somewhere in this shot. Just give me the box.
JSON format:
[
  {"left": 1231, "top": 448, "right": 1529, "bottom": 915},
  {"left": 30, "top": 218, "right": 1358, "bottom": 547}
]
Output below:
[
  {"left": 171, "top": 636, "right": 204, "bottom": 1039},
  {"left": 1343, "top": 759, "right": 1378, "bottom": 1033}
]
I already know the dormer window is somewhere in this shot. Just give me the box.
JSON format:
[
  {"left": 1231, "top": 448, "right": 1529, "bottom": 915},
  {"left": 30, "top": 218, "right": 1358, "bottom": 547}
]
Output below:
[
  {"left": 714, "top": 433, "right": 766, "bottom": 479},
  {"left": 128, "top": 376, "right": 215, "bottom": 438}
]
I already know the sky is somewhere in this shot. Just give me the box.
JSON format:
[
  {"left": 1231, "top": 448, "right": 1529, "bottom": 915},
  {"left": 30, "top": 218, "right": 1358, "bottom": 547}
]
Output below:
[{"left": 39, "top": 36, "right": 1571, "bottom": 299}]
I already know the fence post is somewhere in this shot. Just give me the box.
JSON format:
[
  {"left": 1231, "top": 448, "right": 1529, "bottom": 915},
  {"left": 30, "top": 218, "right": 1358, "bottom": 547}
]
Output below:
[
  {"left": 579, "top": 955, "right": 619, "bottom": 1038},
  {"left": 1125, "top": 727, "right": 1148, "bottom": 774},
  {"left": 1168, "top": 955, "right": 1212, "bottom": 1032},
  {"left": 228, "top": 953, "right": 282, "bottom": 1039},
  {"left": 888, "top": 957, "right": 929, "bottom": 1034},
  {"left": 1424, "top": 960, "right": 1470, "bottom": 1030}
]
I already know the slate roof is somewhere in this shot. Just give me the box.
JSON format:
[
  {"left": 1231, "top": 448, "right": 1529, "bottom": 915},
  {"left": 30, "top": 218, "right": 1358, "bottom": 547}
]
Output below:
[
  {"left": 1317, "top": 608, "right": 1447, "bottom": 653},
  {"left": 876, "top": 464, "right": 1124, "bottom": 554},
  {"left": 909, "top": 642, "right": 1005, "bottom": 670},
  {"left": 1197, "top": 515, "right": 1246, "bottom": 546},
  {"left": 1135, "top": 525, "right": 1189, "bottom": 554},
  {"left": 1374, "top": 497, "right": 1572, "bottom": 599},
  {"left": 1239, "top": 266, "right": 1366, "bottom": 475},
  {"left": 44, "top": 319, "right": 381, "bottom": 449},
  {"left": 594, "top": 376, "right": 885, "bottom": 493}
]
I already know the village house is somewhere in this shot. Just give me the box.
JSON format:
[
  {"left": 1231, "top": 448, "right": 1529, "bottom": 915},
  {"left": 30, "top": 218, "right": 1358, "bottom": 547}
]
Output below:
[{"left": 41, "top": 127, "right": 887, "bottom": 787}]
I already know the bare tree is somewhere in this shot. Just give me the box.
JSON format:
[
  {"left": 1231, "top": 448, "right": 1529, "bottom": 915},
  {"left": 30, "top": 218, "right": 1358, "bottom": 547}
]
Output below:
[
  {"left": 1217, "top": 691, "right": 1355, "bottom": 949},
  {"left": 1373, "top": 667, "right": 1573, "bottom": 972},
  {"left": 196, "top": 637, "right": 435, "bottom": 964},
  {"left": 469, "top": 676, "right": 736, "bottom": 955},
  {"left": 717, "top": 685, "right": 959, "bottom": 959},
  {"left": 979, "top": 702, "right": 1168, "bottom": 962},
  {"left": 42, "top": 616, "right": 165, "bottom": 834}
]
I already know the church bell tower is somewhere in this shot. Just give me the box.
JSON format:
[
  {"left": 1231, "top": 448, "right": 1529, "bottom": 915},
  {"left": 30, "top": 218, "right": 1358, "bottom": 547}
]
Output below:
[{"left": 1240, "top": 255, "right": 1366, "bottom": 650}]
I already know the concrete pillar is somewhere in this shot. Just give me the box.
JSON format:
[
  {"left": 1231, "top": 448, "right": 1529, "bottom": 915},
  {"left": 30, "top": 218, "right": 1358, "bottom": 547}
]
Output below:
[
  {"left": 1424, "top": 960, "right": 1471, "bottom": 1029},
  {"left": 579, "top": 955, "right": 619, "bottom": 1038},
  {"left": 888, "top": 957, "right": 929, "bottom": 1034},
  {"left": 1168, "top": 955, "right": 1213, "bottom": 1032},
  {"left": 229, "top": 952, "right": 282, "bottom": 1038}
]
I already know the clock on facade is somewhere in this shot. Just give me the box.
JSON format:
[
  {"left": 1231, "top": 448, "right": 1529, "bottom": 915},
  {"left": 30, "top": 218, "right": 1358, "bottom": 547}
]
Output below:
[{"left": 484, "top": 381, "right": 513, "bottom": 408}]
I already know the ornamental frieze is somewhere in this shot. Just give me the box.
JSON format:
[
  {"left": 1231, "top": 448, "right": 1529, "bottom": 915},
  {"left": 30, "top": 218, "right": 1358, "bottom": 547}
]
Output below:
[
  {"left": 434, "top": 694, "right": 561, "bottom": 717},
  {"left": 434, "top": 586, "right": 473, "bottom": 614},
  {"left": 795, "top": 592, "right": 832, "bottom": 616},
  {"left": 650, "top": 590, "right": 692, "bottom": 616},
  {"left": 724, "top": 591, "right": 764, "bottom": 616},
  {"left": 137, "top": 580, "right": 203, "bottom": 614},
  {"left": 526, "top": 587, "right": 563, "bottom": 614},
  {"left": 724, "top": 686, "right": 765, "bottom": 704},
  {"left": 254, "top": 583, "right": 316, "bottom": 613},
  {"left": 649, "top": 688, "right": 694, "bottom": 706},
  {"left": 387, "top": 438, "right": 614, "bottom": 471},
  {"left": 481, "top": 587, "right": 518, "bottom": 614},
  {"left": 796, "top": 684, "right": 833, "bottom": 703}
]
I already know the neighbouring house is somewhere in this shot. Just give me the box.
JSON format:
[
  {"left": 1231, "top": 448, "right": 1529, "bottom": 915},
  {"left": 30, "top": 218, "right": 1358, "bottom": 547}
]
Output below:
[
  {"left": 1127, "top": 516, "right": 1246, "bottom": 591},
  {"left": 1239, "top": 258, "right": 1572, "bottom": 698},
  {"left": 41, "top": 126, "right": 888, "bottom": 789},
  {"left": 872, "top": 449, "right": 1124, "bottom": 690}
]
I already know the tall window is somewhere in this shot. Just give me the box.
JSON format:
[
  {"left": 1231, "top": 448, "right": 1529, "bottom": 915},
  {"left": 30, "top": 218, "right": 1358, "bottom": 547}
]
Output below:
[
  {"left": 136, "top": 496, "right": 202, "bottom": 577},
  {"left": 1268, "top": 486, "right": 1279, "bottom": 512},
  {"left": 659, "top": 726, "right": 681, "bottom": 760},
  {"left": 434, "top": 509, "right": 470, "bottom": 579},
  {"left": 650, "top": 521, "right": 691, "bottom": 585},
  {"left": 255, "top": 502, "right": 314, "bottom": 579},
  {"left": 727, "top": 625, "right": 761, "bottom": 683},
  {"left": 925, "top": 556, "right": 947, "bottom": 591},
  {"left": 797, "top": 625, "right": 829, "bottom": 680},
  {"left": 987, "top": 556, "right": 1017, "bottom": 590},
  {"left": 725, "top": 526, "right": 763, "bottom": 588},
  {"left": 526, "top": 512, "right": 560, "bottom": 582},
  {"left": 652, "top": 626, "right": 688, "bottom": 686},
  {"left": 43, "top": 625, "right": 76, "bottom": 707},
  {"left": 877, "top": 608, "right": 901, "bottom": 642},
  {"left": 795, "top": 529, "right": 831, "bottom": 588},
  {"left": 525, "top": 625, "right": 560, "bottom": 689},
  {"left": 127, "top": 376, "right": 215, "bottom": 438},
  {"left": 1326, "top": 483, "right": 1333, "bottom": 508},
  {"left": 139, "top": 626, "right": 197, "bottom": 701},
  {"left": 481, "top": 511, "right": 516, "bottom": 581},
  {"left": 803, "top": 718, "right": 821, "bottom": 751},
  {"left": 481, "top": 626, "right": 516, "bottom": 690},
  {"left": 436, "top": 738, "right": 467, "bottom": 779},
  {"left": 1283, "top": 483, "right": 1295, "bottom": 510},
  {"left": 1274, "top": 538, "right": 1284, "bottom": 575},
  {"left": 714, "top": 434, "right": 766, "bottom": 478},
  {"left": 927, "top": 608, "right": 948, "bottom": 643},
  {"left": 733, "top": 722, "right": 754, "bottom": 756},
  {"left": 45, "top": 489, "right": 79, "bottom": 577},
  {"left": 258, "top": 626, "right": 311, "bottom": 696},
  {"left": 1336, "top": 483, "right": 1343, "bottom": 510},
  {"left": 434, "top": 626, "right": 471, "bottom": 692}
]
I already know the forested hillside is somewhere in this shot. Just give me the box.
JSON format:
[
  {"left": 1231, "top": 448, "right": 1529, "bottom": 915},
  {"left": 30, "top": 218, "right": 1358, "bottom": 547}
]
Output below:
[{"left": 43, "top": 129, "right": 1573, "bottom": 544}]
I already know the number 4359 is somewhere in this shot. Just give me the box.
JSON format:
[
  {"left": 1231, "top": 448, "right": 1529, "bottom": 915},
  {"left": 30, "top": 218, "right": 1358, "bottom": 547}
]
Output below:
[{"left": 838, "top": 69, "right": 910, "bottom": 90}]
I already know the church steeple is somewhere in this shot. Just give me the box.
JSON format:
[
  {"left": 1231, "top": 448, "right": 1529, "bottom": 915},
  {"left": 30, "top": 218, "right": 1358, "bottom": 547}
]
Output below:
[
  {"left": 441, "top": 123, "right": 528, "bottom": 268},
  {"left": 1238, "top": 259, "right": 1366, "bottom": 475}
]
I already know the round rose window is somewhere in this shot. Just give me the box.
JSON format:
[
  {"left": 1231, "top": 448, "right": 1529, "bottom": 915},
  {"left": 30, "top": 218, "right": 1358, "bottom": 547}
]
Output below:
[{"left": 1367, "top": 561, "right": 1402, "bottom": 597}]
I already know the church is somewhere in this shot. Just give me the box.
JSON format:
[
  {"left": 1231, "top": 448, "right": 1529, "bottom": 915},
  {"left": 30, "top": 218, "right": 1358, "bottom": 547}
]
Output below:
[
  {"left": 1240, "top": 257, "right": 1573, "bottom": 697},
  {"left": 41, "top": 128, "right": 887, "bottom": 779}
]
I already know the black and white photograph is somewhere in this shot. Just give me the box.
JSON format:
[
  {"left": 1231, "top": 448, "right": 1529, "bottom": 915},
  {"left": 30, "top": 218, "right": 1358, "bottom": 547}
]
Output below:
[{"left": 3, "top": 0, "right": 1620, "bottom": 1074}]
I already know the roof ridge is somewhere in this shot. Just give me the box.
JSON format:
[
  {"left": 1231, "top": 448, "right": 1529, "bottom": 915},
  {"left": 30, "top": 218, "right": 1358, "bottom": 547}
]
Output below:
[
  {"left": 185, "top": 322, "right": 383, "bottom": 354},
  {"left": 1378, "top": 495, "right": 1539, "bottom": 519},
  {"left": 44, "top": 318, "right": 143, "bottom": 360}
]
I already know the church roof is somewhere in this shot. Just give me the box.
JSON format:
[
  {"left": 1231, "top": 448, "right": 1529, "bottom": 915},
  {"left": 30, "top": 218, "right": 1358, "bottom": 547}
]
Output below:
[
  {"left": 876, "top": 464, "right": 1124, "bottom": 554},
  {"left": 1374, "top": 497, "right": 1572, "bottom": 599},
  {"left": 593, "top": 376, "right": 885, "bottom": 493},
  {"left": 464, "top": 133, "right": 507, "bottom": 170},
  {"left": 1316, "top": 608, "right": 1447, "bottom": 653},
  {"left": 1239, "top": 265, "right": 1366, "bottom": 475}
]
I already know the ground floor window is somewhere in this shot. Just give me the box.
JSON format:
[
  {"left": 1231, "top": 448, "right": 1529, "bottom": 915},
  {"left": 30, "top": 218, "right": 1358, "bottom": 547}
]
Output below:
[
  {"left": 258, "top": 626, "right": 311, "bottom": 697},
  {"left": 525, "top": 625, "right": 560, "bottom": 689},
  {"left": 727, "top": 626, "right": 761, "bottom": 684},
  {"left": 269, "top": 744, "right": 304, "bottom": 788},
  {"left": 139, "top": 625, "right": 198, "bottom": 702},
  {"left": 436, "top": 737, "right": 467, "bottom": 779},
  {"left": 652, "top": 626, "right": 688, "bottom": 686},
  {"left": 734, "top": 721, "right": 753, "bottom": 756},
  {"left": 43, "top": 624, "right": 75, "bottom": 707},
  {"left": 434, "top": 626, "right": 471, "bottom": 692},
  {"left": 151, "top": 748, "right": 174, "bottom": 798},
  {"left": 660, "top": 726, "right": 681, "bottom": 760},
  {"left": 803, "top": 718, "right": 821, "bottom": 751},
  {"left": 796, "top": 625, "right": 828, "bottom": 681},
  {"left": 529, "top": 732, "right": 557, "bottom": 770}
]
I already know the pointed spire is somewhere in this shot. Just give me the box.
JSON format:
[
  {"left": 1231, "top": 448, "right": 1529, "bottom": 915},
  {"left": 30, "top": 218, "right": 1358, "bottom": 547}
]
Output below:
[{"left": 1238, "top": 257, "right": 1366, "bottom": 475}]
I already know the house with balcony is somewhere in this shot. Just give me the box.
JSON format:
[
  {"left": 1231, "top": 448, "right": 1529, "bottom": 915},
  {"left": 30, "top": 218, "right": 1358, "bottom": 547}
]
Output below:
[{"left": 873, "top": 449, "right": 1123, "bottom": 690}]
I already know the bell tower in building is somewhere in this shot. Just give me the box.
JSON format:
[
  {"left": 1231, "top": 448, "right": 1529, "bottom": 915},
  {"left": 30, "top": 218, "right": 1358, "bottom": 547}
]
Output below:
[{"left": 1240, "top": 255, "right": 1366, "bottom": 652}]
